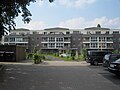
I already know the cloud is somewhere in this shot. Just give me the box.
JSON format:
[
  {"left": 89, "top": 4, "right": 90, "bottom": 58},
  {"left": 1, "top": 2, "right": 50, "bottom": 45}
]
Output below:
[
  {"left": 58, "top": 0, "right": 96, "bottom": 8},
  {"left": 35, "top": 0, "right": 44, "bottom": 6},
  {"left": 35, "top": 0, "right": 56, "bottom": 7},
  {"left": 59, "top": 17, "right": 120, "bottom": 29},
  {"left": 21, "top": 21, "right": 48, "bottom": 30}
]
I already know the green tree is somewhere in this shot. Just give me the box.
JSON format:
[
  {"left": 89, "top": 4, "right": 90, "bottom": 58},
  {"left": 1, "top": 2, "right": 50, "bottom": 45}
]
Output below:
[{"left": 0, "top": 0, "right": 54, "bottom": 41}]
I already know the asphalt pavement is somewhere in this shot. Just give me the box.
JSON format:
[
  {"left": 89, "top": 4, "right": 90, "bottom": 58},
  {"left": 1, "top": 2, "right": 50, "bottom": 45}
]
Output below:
[{"left": 0, "top": 61, "right": 120, "bottom": 90}]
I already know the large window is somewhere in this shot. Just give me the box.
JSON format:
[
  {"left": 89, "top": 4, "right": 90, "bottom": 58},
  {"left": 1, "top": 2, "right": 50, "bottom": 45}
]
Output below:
[
  {"left": 49, "top": 37, "right": 55, "bottom": 42},
  {"left": 48, "top": 43, "right": 55, "bottom": 48},
  {"left": 106, "top": 37, "right": 112, "bottom": 41},
  {"left": 56, "top": 38, "right": 63, "bottom": 42},
  {"left": 113, "top": 31, "right": 119, "bottom": 34},
  {"left": 99, "top": 37, "right": 106, "bottom": 42},
  {"left": 83, "top": 37, "right": 89, "bottom": 41},
  {"left": 16, "top": 38, "right": 23, "bottom": 42},
  {"left": 96, "top": 31, "right": 101, "bottom": 34},
  {"left": 91, "top": 43, "right": 98, "bottom": 48},
  {"left": 42, "top": 37, "right": 48, "bottom": 42},
  {"left": 66, "top": 32, "right": 70, "bottom": 34},
  {"left": 10, "top": 37, "right": 15, "bottom": 42},
  {"left": 56, "top": 43, "right": 63, "bottom": 48},
  {"left": 91, "top": 37, "right": 97, "bottom": 42}
]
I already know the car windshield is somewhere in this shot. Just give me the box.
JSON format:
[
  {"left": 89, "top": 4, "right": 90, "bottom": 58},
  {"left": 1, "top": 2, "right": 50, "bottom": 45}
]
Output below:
[
  {"left": 114, "top": 58, "right": 120, "bottom": 63},
  {"left": 110, "top": 55, "right": 120, "bottom": 62}
]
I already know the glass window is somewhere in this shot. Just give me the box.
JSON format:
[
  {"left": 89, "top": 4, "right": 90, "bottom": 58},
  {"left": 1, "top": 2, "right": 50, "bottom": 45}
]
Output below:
[
  {"left": 66, "top": 32, "right": 70, "bottom": 34},
  {"left": 48, "top": 43, "right": 55, "bottom": 48},
  {"left": 16, "top": 38, "right": 23, "bottom": 42},
  {"left": 10, "top": 37, "right": 15, "bottom": 42},
  {"left": 96, "top": 31, "right": 101, "bottom": 34},
  {"left": 49, "top": 37, "right": 55, "bottom": 42},
  {"left": 91, "top": 37, "right": 97, "bottom": 42},
  {"left": 73, "top": 31, "right": 79, "bottom": 34},
  {"left": 106, "top": 31, "right": 109, "bottom": 34},
  {"left": 56, "top": 43, "right": 63, "bottom": 48},
  {"left": 56, "top": 38, "right": 63, "bottom": 42},
  {"left": 113, "top": 31, "right": 119, "bottom": 34}
]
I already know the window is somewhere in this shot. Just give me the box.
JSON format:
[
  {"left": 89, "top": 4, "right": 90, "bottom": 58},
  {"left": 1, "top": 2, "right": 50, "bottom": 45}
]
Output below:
[
  {"left": 73, "top": 31, "right": 79, "bottom": 34},
  {"left": 33, "top": 32, "right": 38, "bottom": 34},
  {"left": 50, "top": 32, "right": 55, "bottom": 34},
  {"left": 99, "top": 37, "right": 106, "bottom": 42},
  {"left": 49, "top": 37, "right": 55, "bottom": 42},
  {"left": 43, "top": 32, "right": 47, "bottom": 35},
  {"left": 56, "top": 43, "right": 63, "bottom": 48},
  {"left": 43, "top": 44, "right": 47, "bottom": 48},
  {"left": 83, "top": 37, "right": 89, "bottom": 41},
  {"left": 66, "top": 32, "right": 70, "bottom": 34},
  {"left": 96, "top": 31, "right": 101, "bottom": 34},
  {"left": 16, "top": 38, "right": 23, "bottom": 42},
  {"left": 83, "top": 44, "right": 89, "bottom": 48},
  {"left": 10, "top": 37, "right": 15, "bottom": 42},
  {"left": 23, "top": 38, "right": 28, "bottom": 42},
  {"left": 19, "top": 32, "right": 25, "bottom": 35},
  {"left": 56, "top": 38, "right": 63, "bottom": 42},
  {"left": 91, "top": 43, "right": 97, "bottom": 48},
  {"left": 87, "top": 31, "right": 91, "bottom": 34},
  {"left": 64, "top": 37, "right": 70, "bottom": 42},
  {"left": 106, "top": 31, "right": 109, "bottom": 34},
  {"left": 48, "top": 43, "right": 55, "bottom": 48},
  {"left": 106, "top": 37, "right": 112, "bottom": 41},
  {"left": 42, "top": 37, "right": 48, "bottom": 42},
  {"left": 113, "top": 31, "right": 119, "bottom": 34},
  {"left": 91, "top": 37, "right": 97, "bottom": 42},
  {"left": 59, "top": 32, "right": 63, "bottom": 34}
]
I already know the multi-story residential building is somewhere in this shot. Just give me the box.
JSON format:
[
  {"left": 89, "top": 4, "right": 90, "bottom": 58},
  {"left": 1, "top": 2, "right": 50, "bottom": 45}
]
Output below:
[
  {"left": 4, "top": 29, "right": 30, "bottom": 50},
  {"left": 3, "top": 25, "right": 120, "bottom": 54},
  {"left": 82, "top": 25, "right": 114, "bottom": 51}
]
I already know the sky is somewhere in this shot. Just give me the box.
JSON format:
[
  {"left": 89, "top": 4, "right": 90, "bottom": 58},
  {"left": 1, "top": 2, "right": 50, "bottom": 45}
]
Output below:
[{"left": 15, "top": 0, "right": 120, "bottom": 30}]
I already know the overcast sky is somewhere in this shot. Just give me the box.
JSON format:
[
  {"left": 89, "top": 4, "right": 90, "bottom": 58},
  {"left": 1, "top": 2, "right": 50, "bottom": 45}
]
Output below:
[{"left": 15, "top": 0, "right": 120, "bottom": 30}]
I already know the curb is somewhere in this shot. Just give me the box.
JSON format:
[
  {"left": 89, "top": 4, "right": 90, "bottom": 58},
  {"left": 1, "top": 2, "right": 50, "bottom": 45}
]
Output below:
[{"left": 0, "top": 65, "right": 4, "bottom": 71}]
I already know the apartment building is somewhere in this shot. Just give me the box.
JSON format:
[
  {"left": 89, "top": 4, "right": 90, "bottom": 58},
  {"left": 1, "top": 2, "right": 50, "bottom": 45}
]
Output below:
[
  {"left": 3, "top": 25, "right": 120, "bottom": 54},
  {"left": 4, "top": 29, "right": 30, "bottom": 50}
]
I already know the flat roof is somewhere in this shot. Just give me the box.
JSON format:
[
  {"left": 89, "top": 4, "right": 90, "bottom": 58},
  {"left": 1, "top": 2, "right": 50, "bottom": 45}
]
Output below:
[{"left": 44, "top": 27, "right": 69, "bottom": 30}]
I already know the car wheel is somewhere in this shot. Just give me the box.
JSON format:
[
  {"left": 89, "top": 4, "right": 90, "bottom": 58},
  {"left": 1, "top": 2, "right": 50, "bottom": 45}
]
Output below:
[{"left": 94, "top": 61, "right": 98, "bottom": 66}]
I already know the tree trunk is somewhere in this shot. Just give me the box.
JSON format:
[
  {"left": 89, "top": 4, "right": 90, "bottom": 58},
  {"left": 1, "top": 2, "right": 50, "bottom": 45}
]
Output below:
[{"left": 0, "top": 23, "right": 4, "bottom": 43}]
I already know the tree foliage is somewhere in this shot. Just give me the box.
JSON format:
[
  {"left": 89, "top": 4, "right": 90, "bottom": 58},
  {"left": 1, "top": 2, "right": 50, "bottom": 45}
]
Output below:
[{"left": 0, "top": 0, "right": 54, "bottom": 40}]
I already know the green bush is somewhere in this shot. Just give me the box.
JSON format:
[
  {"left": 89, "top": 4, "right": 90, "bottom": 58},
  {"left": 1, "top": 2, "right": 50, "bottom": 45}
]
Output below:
[
  {"left": 41, "top": 55, "right": 45, "bottom": 60},
  {"left": 71, "top": 56, "right": 75, "bottom": 60},
  {"left": 33, "top": 54, "right": 41, "bottom": 64},
  {"left": 27, "top": 53, "right": 33, "bottom": 59},
  {"left": 79, "top": 54, "right": 85, "bottom": 61}
]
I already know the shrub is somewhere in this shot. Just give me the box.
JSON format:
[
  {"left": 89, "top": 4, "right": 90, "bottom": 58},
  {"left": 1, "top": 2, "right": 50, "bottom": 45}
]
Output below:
[
  {"left": 27, "top": 53, "right": 33, "bottom": 59},
  {"left": 71, "top": 56, "right": 75, "bottom": 60},
  {"left": 33, "top": 54, "right": 41, "bottom": 64},
  {"left": 41, "top": 55, "right": 45, "bottom": 60},
  {"left": 79, "top": 54, "right": 85, "bottom": 61}
]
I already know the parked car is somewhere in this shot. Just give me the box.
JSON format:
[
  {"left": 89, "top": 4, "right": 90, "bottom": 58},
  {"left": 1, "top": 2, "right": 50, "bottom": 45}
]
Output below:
[
  {"left": 108, "top": 58, "right": 120, "bottom": 76},
  {"left": 59, "top": 54, "right": 71, "bottom": 57},
  {"left": 103, "top": 54, "right": 120, "bottom": 67},
  {"left": 86, "top": 50, "right": 112, "bottom": 65}
]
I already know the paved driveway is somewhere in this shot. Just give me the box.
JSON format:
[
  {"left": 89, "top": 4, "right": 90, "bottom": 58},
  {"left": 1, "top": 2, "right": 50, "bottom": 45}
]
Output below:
[{"left": 0, "top": 62, "right": 120, "bottom": 90}]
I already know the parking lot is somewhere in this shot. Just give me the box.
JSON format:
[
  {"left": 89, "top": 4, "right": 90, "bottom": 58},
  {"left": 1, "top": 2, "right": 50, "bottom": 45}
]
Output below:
[{"left": 0, "top": 62, "right": 120, "bottom": 90}]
